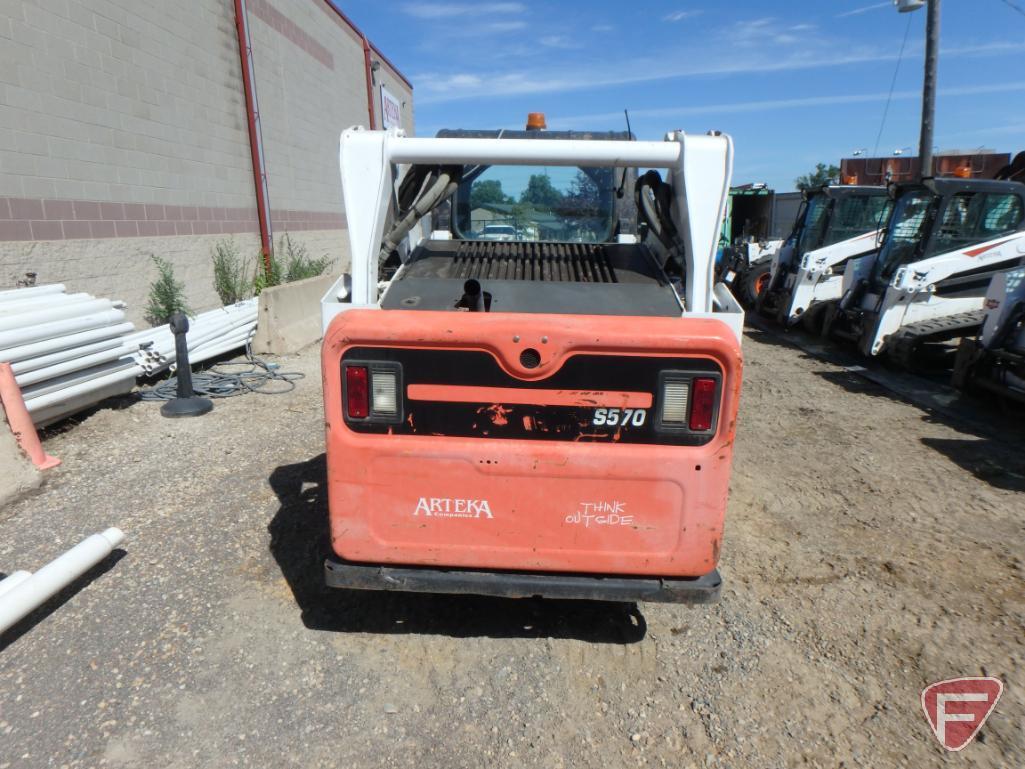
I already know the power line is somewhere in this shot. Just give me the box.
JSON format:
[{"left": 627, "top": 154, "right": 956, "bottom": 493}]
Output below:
[
  {"left": 998, "top": 0, "right": 1025, "bottom": 18},
  {"left": 873, "top": 13, "right": 914, "bottom": 157}
]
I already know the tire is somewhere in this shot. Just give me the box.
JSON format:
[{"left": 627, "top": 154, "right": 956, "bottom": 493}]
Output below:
[
  {"left": 819, "top": 301, "right": 840, "bottom": 340},
  {"left": 799, "top": 303, "right": 828, "bottom": 335},
  {"left": 740, "top": 263, "right": 772, "bottom": 307}
]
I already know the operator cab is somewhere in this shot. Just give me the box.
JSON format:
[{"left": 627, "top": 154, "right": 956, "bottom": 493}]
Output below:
[
  {"left": 378, "top": 127, "right": 691, "bottom": 318},
  {"left": 870, "top": 178, "right": 1025, "bottom": 294}
]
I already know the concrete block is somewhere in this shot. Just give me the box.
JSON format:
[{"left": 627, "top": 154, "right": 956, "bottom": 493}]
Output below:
[
  {"left": 0, "top": 403, "right": 42, "bottom": 510},
  {"left": 251, "top": 272, "right": 339, "bottom": 355}
]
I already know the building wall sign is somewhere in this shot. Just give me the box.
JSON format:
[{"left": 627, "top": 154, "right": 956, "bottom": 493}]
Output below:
[{"left": 381, "top": 86, "right": 401, "bottom": 129}]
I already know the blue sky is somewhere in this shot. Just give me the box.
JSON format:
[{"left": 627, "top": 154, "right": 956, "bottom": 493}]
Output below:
[{"left": 335, "top": 1, "right": 1025, "bottom": 191}]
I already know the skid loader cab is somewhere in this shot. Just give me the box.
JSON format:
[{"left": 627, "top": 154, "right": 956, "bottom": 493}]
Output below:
[
  {"left": 320, "top": 124, "right": 741, "bottom": 603},
  {"left": 869, "top": 178, "right": 1025, "bottom": 292},
  {"left": 761, "top": 185, "right": 890, "bottom": 324},
  {"left": 830, "top": 176, "right": 1025, "bottom": 359},
  {"left": 952, "top": 267, "right": 1025, "bottom": 402}
]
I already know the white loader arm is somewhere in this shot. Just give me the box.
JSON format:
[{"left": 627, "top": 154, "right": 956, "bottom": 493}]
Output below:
[
  {"left": 888, "top": 230, "right": 1025, "bottom": 292},
  {"left": 323, "top": 127, "right": 734, "bottom": 332},
  {"left": 785, "top": 229, "right": 883, "bottom": 323},
  {"left": 866, "top": 230, "right": 1025, "bottom": 355}
]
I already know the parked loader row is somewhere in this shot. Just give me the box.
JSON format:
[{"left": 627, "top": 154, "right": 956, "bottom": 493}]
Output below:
[{"left": 745, "top": 153, "right": 1025, "bottom": 400}]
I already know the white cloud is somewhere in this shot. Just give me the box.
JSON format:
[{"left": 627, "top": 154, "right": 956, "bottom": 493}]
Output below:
[
  {"left": 401, "top": 2, "right": 525, "bottom": 19},
  {"left": 729, "top": 17, "right": 813, "bottom": 46},
  {"left": 539, "top": 34, "right": 580, "bottom": 49},
  {"left": 664, "top": 10, "right": 702, "bottom": 22},
  {"left": 413, "top": 47, "right": 873, "bottom": 104},
  {"left": 545, "top": 81, "right": 1025, "bottom": 127},
  {"left": 413, "top": 38, "right": 1025, "bottom": 105},
  {"left": 836, "top": 2, "right": 893, "bottom": 18},
  {"left": 479, "top": 20, "right": 527, "bottom": 32}
]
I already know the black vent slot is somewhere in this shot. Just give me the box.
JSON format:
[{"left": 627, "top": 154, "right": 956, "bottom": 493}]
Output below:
[{"left": 451, "top": 241, "right": 618, "bottom": 283}]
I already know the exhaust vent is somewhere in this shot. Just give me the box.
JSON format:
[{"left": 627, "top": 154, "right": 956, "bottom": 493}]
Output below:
[{"left": 452, "top": 241, "right": 618, "bottom": 283}]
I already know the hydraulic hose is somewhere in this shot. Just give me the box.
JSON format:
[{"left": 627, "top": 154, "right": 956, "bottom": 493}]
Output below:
[
  {"left": 636, "top": 170, "right": 688, "bottom": 282},
  {"left": 379, "top": 165, "right": 462, "bottom": 265}
]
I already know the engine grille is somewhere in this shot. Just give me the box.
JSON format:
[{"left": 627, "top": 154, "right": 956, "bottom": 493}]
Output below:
[{"left": 451, "top": 241, "right": 618, "bottom": 283}]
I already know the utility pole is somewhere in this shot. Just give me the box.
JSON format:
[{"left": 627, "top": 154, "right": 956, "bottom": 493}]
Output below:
[
  {"left": 895, "top": 0, "right": 940, "bottom": 178},
  {"left": 917, "top": 0, "right": 940, "bottom": 178}
]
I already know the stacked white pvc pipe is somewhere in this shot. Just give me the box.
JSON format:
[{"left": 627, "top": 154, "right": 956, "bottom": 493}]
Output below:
[
  {"left": 0, "top": 527, "right": 124, "bottom": 635},
  {"left": 0, "top": 285, "right": 141, "bottom": 426},
  {"left": 0, "top": 285, "right": 260, "bottom": 426},
  {"left": 124, "top": 299, "right": 258, "bottom": 376}
]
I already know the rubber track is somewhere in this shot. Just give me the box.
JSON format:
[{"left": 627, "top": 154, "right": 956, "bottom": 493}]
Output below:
[{"left": 888, "top": 310, "right": 986, "bottom": 369}]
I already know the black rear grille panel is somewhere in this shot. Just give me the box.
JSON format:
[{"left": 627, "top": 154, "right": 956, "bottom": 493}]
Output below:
[
  {"left": 400, "top": 239, "right": 668, "bottom": 285},
  {"left": 382, "top": 238, "right": 681, "bottom": 316},
  {"left": 450, "top": 241, "right": 618, "bottom": 283}
]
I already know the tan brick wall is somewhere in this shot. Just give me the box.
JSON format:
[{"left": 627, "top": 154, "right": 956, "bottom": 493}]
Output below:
[
  {"left": 0, "top": 0, "right": 254, "bottom": 206},
  {"left": 0, "top": 229, "right": 349, "bottom": 326},
  {"left": 248, "top": 0, "right": 415, "bottom": 214},
  {"left": 0, "top": 233, "right": 256, "bottom": 325},
  {"left": 0, "top": 0, "right": 409, "bottom": 323}
]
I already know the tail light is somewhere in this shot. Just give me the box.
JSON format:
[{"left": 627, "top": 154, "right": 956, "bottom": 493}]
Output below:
[
  {"left": 371, "top": 370, "right": 398, "bottom": 416},
  {"left": 345, "top": 365, "right": 369, "bottom": 418},
  {"left": 661, "top": 380, "right": 690, "bottom": 423},
  {"left": 657, "top": 372, "right": 720, "bottom": 434},
  {"left": 343, "top": 361, "right": 403, "bottom": 423},
  {"left": 689, "top": 378, "right": 716, "bottom": 431}
]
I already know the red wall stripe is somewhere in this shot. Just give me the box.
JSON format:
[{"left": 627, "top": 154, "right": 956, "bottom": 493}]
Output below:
[{"left": 248, "top": 0, "right": 334, "bottom": 69}]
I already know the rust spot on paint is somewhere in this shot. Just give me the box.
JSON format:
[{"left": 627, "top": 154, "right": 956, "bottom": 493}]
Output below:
[
  {"left": 711, "top": 537, "right": 721, "bottom": 563},
  {"left": 574, "top": 432, "right": 611, "bottom": 442},
  {"left": 522, "top": 415, "right": 535, "bottom": 431},
  {"left": 478, "top": 403, "right": 512, "bottom": 426}
]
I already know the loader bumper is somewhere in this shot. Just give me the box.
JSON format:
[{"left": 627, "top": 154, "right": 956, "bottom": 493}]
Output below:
[{"left": 324, "top": 555, "right": 722, "bottom": 604}]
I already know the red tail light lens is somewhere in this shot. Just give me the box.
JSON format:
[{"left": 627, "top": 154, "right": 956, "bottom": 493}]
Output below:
[
  {"left": 345, "top": 365, "right": 369, "bottom": 418},
  {"left": 689, "top": 377, "right": 717, "bottom": 431}
]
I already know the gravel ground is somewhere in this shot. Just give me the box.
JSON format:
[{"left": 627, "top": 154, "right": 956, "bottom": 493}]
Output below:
[{"left": 1, "top": 328, "right": 1023, "bottom": 768}]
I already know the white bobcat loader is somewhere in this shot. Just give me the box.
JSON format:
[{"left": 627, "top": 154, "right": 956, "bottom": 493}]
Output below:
[
  {"left": 951, "top": 267, "right": 1025, "bottom": 402},
  {"left": 823, "top": 176, "right": 1025, "bottom": 368},
  {"left": 758, "top": 185, "right": 891, "bottom": 330},
  {"left": 717, "top": 185, "right": 783, "bottom": 305},
  {"left": 315, "top": 121, "right": 747, "bottom": 603}
]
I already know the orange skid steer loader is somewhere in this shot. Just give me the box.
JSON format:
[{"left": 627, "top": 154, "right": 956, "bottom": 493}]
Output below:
[{"left": 319, "top": 121, "right": 742, "bottom": 603}]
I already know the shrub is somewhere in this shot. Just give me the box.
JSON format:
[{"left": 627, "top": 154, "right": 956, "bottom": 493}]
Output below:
[
  {"left": 145, "top": 255, "right": 191, "bottom": 326},
  {"left": 252, "top": 253, "right": 283, "bottom": 296},
  {"left": 212, "top": 238, "right": 254, "bottom": 304},
  {"left": 251, "top": 234, "right": 332, "bottom": 295},
  {"left": 280, "top": 232, "right": 331, "bottom": 282}
]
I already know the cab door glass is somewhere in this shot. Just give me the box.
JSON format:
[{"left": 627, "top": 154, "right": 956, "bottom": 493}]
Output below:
[{"left": 929, "top": 192, "right": 1024, "bottom": 256}]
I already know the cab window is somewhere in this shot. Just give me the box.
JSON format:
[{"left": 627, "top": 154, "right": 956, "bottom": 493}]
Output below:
[
  {"left": 454, "top": 165, "right": 616, "bottom": 243},
  {"left": 929, "top": 192, "right": 1024, "bottom": 255}
]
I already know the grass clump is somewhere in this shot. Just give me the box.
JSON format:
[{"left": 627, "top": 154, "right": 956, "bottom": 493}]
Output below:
[
  {"left": 253, "top": 233, "right": 331, "bottom": 294},
  {"left": 145, "top": 255, "right": 191, "bottom": 326},
  {"left": 212, "top": 238, "right": 255, "bottom": 304}
]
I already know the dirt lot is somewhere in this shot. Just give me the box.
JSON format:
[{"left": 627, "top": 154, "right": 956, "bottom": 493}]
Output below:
[{"left": 1, "top": 327, "right": 1023, "bottom": 768}]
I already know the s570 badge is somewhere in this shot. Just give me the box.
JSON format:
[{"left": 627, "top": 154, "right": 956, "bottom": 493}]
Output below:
[{"left": 592, "top": 407, "right": 647, "bottom": 427}]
